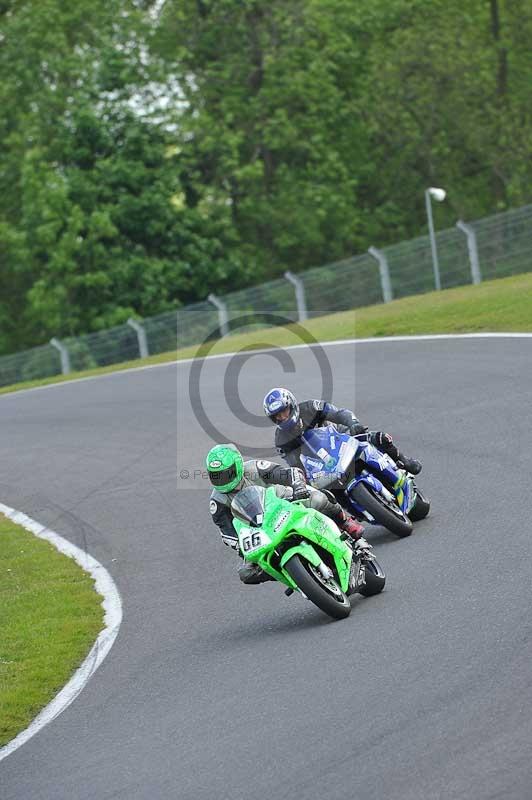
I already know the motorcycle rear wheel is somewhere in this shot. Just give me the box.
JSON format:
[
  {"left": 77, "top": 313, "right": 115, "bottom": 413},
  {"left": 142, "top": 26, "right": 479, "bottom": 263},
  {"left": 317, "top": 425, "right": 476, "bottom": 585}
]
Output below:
[
  {"left": 284, "top": 555, "right": 351, "bottom": 620},
  {"left": 350, "top": 483, "right": 413, "bottom": 538}
]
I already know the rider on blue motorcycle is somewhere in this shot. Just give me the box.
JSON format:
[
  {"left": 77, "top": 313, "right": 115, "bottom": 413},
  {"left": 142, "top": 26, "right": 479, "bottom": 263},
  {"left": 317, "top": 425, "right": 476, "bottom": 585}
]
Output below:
[
  {"left": 206, "top": 443, "right": 366, "bottom": 584},
  {"left": 263, "top": 388, "right": 422, "bottom": 475}
]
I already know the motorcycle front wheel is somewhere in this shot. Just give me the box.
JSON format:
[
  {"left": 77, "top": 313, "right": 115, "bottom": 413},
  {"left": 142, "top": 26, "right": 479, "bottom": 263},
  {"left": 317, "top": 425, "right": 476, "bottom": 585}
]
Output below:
[
  {"left": 284, "top": 554, "right": 351, "bottom": 620},
  {"left": 350, "top": 482, "right": 413, "bottom": 538},
  {"left": 408, "top": 489, "right": 431, "bottom": 521},
  {"left": 358, "top": 558, "right": 386, "bottom": 597}
]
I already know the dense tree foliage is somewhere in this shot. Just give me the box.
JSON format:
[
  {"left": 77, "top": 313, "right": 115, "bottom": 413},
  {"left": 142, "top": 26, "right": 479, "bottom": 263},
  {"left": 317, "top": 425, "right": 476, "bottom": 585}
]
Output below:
[
  {"left": 0, "top": 0, "right": 243, "bottom": 352},
  {"left": 1, "top": 0, "right": 531, "bottom": 353}
]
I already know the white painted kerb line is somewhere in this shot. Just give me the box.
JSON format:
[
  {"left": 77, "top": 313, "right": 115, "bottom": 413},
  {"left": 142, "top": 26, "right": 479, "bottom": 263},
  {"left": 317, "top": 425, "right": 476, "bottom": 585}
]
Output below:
[
  {"left": 2, "top": 332, "right": 532, "bottom": 399},
  {"left": 0, "top": 503, "right": 123, "bottom": 763}
]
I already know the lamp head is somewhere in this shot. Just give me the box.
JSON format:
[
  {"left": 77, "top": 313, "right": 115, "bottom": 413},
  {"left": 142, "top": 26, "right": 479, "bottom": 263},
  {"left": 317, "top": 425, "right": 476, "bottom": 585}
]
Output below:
[{"left": 428, "top": 187, "right": 446, "bottom": 202}]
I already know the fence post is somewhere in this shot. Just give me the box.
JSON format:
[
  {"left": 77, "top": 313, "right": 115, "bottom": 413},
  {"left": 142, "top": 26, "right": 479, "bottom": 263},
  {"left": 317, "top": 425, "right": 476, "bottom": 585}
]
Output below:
[
  {"left": 368, "top": 247, "right": 393, "bottom": 303},
  {"left": 456, "top": 220, "right": 482, "bottom": 285},
  {"left": 127, "top": 318, "right": 149, "bottom": 359},
  {"left": 284, "top": 270, "right": 308, "bottom": 322},
  {"left": 50, "top": 337, "right": 71, "bottom": 375},
  {"left": 207, "top": 293, "right": 229, "bottom": 336}
]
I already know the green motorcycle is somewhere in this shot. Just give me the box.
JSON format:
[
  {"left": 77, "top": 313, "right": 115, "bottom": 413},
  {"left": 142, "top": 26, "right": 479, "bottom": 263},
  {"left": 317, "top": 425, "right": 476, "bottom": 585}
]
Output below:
[{"left": 231, "top": 485, "right": 386, "bottom": 620}]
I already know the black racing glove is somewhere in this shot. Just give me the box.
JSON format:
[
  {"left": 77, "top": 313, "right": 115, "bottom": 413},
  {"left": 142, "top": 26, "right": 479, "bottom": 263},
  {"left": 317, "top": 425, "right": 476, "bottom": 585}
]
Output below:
[
  {"left": 373, "top": 431, "right": 393, "bottom": 448},
  {"left": 349, "top": 422, "right": 368, "bottom": 436},
  {"left": 292, "top": 478, "right": 311, "bottom": 501}
]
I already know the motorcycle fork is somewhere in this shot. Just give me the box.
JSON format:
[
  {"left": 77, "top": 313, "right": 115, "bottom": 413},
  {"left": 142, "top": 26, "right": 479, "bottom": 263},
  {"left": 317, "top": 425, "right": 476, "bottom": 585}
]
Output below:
[{"left": 348, "top": 558, "right": 365, "bottom": 593}]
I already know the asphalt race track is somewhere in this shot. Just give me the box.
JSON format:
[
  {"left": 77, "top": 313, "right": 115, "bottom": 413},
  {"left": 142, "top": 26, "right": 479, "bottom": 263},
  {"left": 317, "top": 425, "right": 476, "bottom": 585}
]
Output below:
[{"left": 1, "top": 337, "right": 532, "bottom": 800}]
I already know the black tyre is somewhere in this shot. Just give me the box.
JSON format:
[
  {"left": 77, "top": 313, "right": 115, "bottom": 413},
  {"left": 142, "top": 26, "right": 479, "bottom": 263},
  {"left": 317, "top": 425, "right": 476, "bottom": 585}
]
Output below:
[
  {"left": 408, "top": 490, "right": 431, "bottom": 521},
  {"left": 350, "top": 482, "right": 413, "bottom": 538},
  {"left": 358, "top": 558, "right": 386, "bottom": 597},
  {"left": 284, "top": 554, "right": 351, "bottom": 620}
]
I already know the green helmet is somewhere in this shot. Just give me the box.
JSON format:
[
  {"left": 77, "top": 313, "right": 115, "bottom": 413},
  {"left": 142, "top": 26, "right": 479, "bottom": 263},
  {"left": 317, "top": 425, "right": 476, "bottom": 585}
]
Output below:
[{"left": 206, "top": 443, "right": 244, "bottom": 493}]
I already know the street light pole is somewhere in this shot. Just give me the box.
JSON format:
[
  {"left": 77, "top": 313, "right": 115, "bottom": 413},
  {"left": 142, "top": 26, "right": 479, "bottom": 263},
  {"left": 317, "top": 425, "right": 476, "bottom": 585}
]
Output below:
[{"left": 425, "top": 186, "right": 446, "bottom": 291}]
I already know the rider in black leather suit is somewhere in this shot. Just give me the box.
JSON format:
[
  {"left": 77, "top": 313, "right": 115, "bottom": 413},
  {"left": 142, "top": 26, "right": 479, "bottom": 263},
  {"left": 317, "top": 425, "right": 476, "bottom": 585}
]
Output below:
[{"left": 263, "top": 389, "right": 422, "bottom": 475}]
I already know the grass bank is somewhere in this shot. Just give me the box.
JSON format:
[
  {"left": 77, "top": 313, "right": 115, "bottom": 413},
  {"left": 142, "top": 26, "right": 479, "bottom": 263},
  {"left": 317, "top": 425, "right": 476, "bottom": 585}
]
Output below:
[
  {"left": 1, "top": 271, "right": 531, "bottom": 397},
  {"left": 0, "top": 512, "right": 104, "bottom": 747}
]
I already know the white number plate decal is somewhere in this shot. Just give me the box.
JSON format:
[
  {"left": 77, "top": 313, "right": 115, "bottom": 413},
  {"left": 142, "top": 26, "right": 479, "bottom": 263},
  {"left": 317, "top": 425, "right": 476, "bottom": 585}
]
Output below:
[{"left": 238, "top": 529, "right": 272, "bottom": 554}]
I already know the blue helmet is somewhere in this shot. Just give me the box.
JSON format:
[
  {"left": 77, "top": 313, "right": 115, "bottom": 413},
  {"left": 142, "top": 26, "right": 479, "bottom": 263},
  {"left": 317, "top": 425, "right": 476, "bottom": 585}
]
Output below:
[{"left": 263, "top": 388, "right": 300, "bottom": 432}]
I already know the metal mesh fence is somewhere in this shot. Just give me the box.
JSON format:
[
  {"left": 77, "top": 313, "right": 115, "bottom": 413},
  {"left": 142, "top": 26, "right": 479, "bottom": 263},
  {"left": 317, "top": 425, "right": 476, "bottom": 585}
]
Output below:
[
  {"left": 224, "top": 277, "right": 298, "bottom": 325},
  {"left": 1, "top": 203, "right": 531, "bottom": 388},
  {"left": 383, "top": 227, "right": 471, "bottom": 299},
  {"left": 472, "top": 204, "right": 532, "bottom": 281},
  {"left": 302, "top": 253, "right": 383, "bottom": 316},
  {"left": 175, "top": 302, "right": 220, "bottom": 350},
  {"left": 0, "top": 343, "right": 61, "bottom": 387},
  {"left": 63, "top": 324, "right": 140, "bottom": 371}
]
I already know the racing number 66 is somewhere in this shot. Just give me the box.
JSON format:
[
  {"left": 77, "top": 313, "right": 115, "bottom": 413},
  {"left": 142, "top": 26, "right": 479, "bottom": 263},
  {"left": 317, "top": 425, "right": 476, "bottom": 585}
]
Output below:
[{"left": 242, "top": 532, "right": 262, "bottom": 552}]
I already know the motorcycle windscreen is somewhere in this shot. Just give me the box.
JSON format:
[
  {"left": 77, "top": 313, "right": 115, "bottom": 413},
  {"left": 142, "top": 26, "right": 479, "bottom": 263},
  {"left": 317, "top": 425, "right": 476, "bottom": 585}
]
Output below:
[
  {"left": 231, "top": 485, "right": 266, "bottom": 526},
  {"left": 302, "top": 426, "right": 358, "bottom": 476},
  {"left": 301, "top": 425, "right": 338, "bottom": 460}
]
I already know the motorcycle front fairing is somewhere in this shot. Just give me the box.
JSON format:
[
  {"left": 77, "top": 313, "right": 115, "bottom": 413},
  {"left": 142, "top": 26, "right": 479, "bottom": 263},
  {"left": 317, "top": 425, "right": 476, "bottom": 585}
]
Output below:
[
  {"left": 300, "top": 425, "right": 414, "bottom": 516},
  {"left": 231, "top": 486, "right": 353, "bottom": 592},
  {"left": 299, "top": 425, "right": 359, "bottom": 490}
]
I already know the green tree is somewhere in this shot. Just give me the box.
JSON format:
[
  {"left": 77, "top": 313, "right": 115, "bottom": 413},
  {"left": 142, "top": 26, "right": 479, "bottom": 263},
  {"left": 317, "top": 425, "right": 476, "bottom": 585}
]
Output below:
[
  {"left": 154, "top": 0, "right": 375, "bottom": 277},
  {"left": 15, "top": 107, "right": 243, "bottom": 341},
  {"left": 357, "top": 0, "right": 532, "bottom": 230},
  {"left": 0, "top": 0, "right": 242, "bottom": 350},
  {"left": 2, "top": 0, "right": 532, "bottom": 354}
]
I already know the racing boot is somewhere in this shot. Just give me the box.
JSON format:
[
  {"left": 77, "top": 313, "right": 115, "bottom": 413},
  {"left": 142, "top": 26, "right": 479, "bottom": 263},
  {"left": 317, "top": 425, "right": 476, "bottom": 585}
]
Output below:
[
  {"left": 336, "top": 509, "right": 365, "bottom": 542},
  {"left": 353, "top": 536, "right": 373, "bottom": 559},
  {"left": 372, "top": 432, "right": 422, "bottom": 476},
  {"left": 238, "top": 561, "right": 274, "bottom": 585},
  {"left": 396, "top": 453, "right": 422, "bottom": 475}
]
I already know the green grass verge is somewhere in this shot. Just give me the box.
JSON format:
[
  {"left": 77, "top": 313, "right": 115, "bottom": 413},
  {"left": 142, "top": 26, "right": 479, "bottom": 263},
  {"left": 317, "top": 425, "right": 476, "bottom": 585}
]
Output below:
[
  {"left": 1, "top": 271, "right": 531, "bottom": 397},
  {"left": 0, "top": 513, "right": 104, "bottom": 747}
]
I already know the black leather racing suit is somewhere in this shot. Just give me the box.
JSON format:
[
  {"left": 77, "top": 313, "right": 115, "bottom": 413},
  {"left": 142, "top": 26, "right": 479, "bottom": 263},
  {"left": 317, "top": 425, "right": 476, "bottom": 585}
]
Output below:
[
  {"left": 209, "top": 458, "right": 346, "bottom": 551},
  {"left": 274, "top": 400, "right": 406, "bottom": 468}
]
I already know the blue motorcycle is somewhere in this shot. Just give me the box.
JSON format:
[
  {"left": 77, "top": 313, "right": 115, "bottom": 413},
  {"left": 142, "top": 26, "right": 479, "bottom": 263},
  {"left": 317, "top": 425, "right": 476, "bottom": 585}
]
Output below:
[{"left": 299, "top": 425, "right": 430, "bottom": 538}]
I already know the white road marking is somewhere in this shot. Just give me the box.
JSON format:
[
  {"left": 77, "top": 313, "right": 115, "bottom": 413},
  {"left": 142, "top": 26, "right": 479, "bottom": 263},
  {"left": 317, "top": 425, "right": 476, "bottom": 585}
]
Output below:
[
  {"left": 0, "top": 331, "right": 530, "bottom": 753},
  {"left": 0, "top": 503, "right": 122, "bottom": 763},
  {"left": 1, "top": 332, "right": 531, "bottom": 398}
]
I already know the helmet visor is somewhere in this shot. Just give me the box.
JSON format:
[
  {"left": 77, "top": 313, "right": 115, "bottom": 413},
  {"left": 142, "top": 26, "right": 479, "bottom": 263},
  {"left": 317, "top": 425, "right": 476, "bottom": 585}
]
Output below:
[
  {"left": 208, "top": 464, "right": 238, "bottom": 488},
  {"left": 271, "top": 407, "right": 292, "bottom": 425}
]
